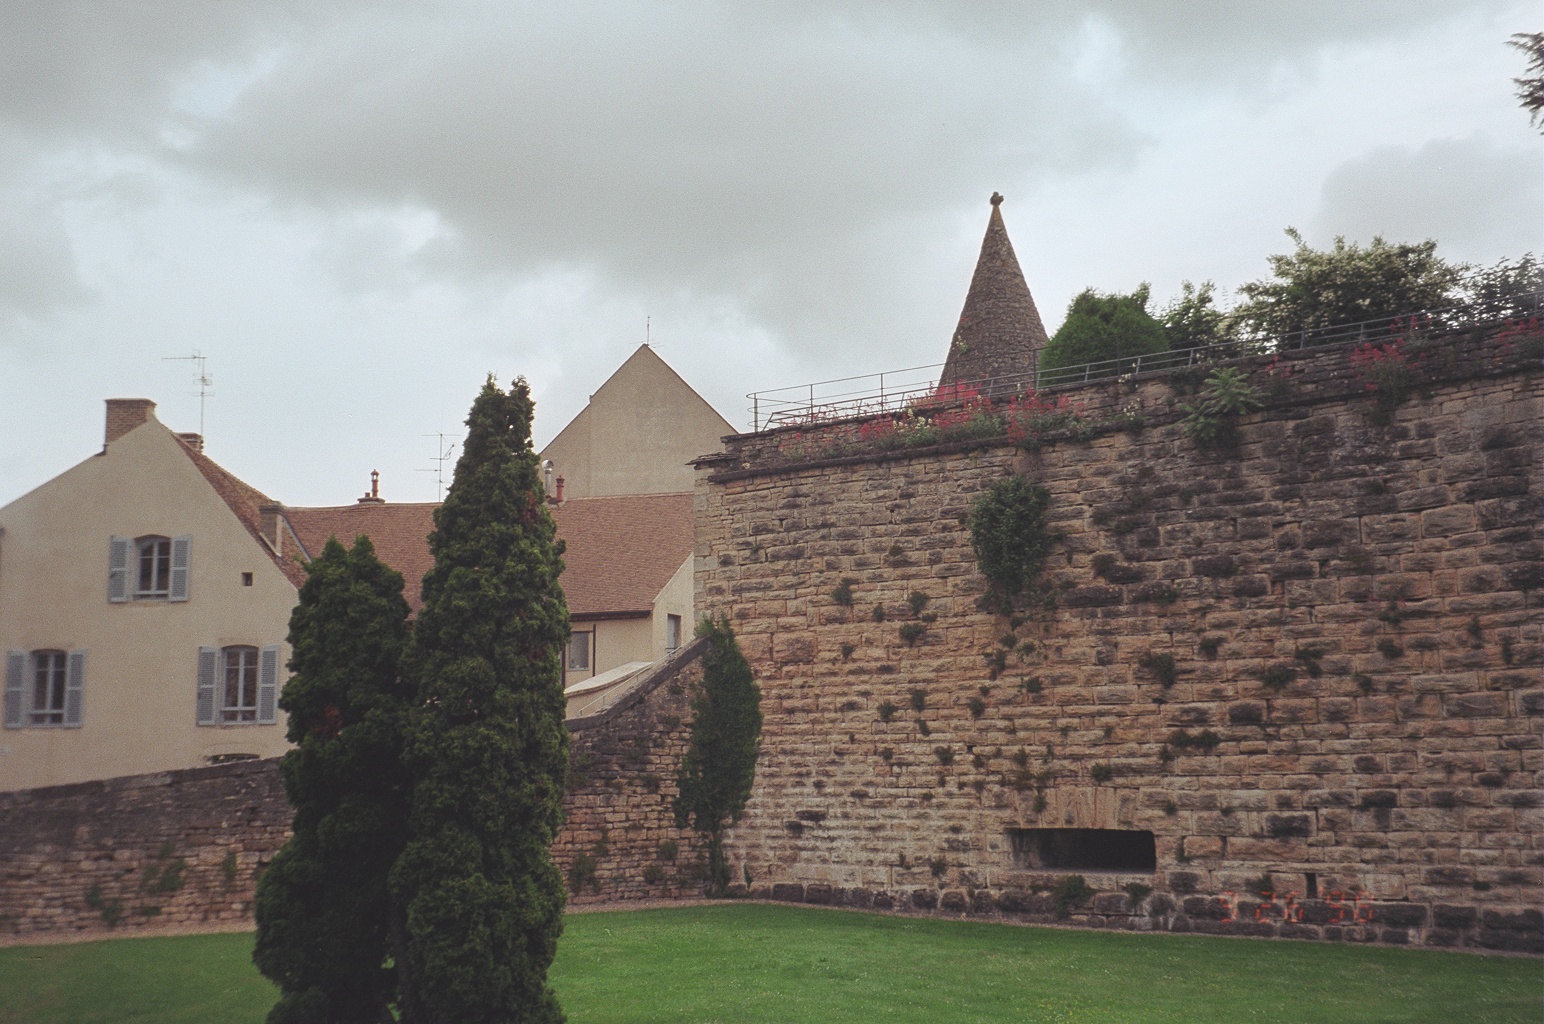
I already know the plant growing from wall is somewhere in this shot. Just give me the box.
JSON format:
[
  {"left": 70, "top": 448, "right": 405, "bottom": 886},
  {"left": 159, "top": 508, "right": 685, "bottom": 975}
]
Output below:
[
  {"left": 1137, "top": 652, "right": 1177, "bottom": 688},
  {"left": 1350, "top": 338, "right": 1424, "bottom": 424},
  {"left": 898, "top": 622, "right": 926, "bottom": 646},
  {"left": 830, "top": 578, "right": 856, "bottom": 607},
  {"left": 1181, "top": 367, "right": 1262, "bottom": 449},
  {"left": 969, "top": 477, "right": 1057, "bottom": 613},
  {"left": 389, "top": 377, "right": 570, "bottom": 1024},
  {"left": 675, "top": 617, "right": 763, "bottom": 897},
  {"left": 1052, "top": 875, "right": 1094, "bottom": 919},
  {"left": 254, "top": 534, "right": 412, "bottom": 1024}
]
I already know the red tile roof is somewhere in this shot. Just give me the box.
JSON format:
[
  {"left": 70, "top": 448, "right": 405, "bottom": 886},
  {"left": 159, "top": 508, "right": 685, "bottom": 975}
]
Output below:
[
  {"left": 177, "top": 432, "right": 689, "bottom": 619},
  {"left": 177, "top": 441, "right": 309, "bottom": 588},
  {"left": 282, "top": 503, "right": 440, "bottom": 611},
  {"left": 550, "top": 493, "right": 694, "bottom": 618}
]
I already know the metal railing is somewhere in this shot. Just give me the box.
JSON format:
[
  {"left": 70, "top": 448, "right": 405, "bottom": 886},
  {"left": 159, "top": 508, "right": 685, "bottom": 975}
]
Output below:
[{"left": 744, "top": 295, "right": 1541, "bottom": 432}]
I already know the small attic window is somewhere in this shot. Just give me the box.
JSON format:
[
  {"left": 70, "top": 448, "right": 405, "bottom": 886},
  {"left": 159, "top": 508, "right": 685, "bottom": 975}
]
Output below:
[
  {"left": 241, "top": 572, "right": 254, "bottom": 587},
  {"left": 1007, "top": 828, "right": 1156, "bottom": 872}
]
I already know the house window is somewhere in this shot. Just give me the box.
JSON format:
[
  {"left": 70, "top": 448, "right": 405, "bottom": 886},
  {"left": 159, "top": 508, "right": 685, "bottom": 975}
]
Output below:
[
  {"left": 30, "top": 651, "right": 67, "bottom": 725},
  {"left": 109, "top": 535, "right": 191, "bottom": 602},
  {"left": 222, "top": 646, "right": 260, "bottom": 723},
  {"left": 667, "top": 615, "right": 682, "bottom": 654},
  {"left": 567, "top": 632, "right": 592, "bottom": 673},
  {"left": 196, "top": 644, "right": 279, "bottom": 726},
  {"left": 137, "top": 536, "right": 172, "bottom": 597},
  {"left": 4, "top": 649, "right": 85, "bottom": 729}
]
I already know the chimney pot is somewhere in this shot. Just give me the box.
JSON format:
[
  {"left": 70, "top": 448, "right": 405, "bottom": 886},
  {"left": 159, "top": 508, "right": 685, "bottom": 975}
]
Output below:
[
  {"left": 176, "top": 432, "right": 204, "bottom": 452},
  {"left": 104, "top": 399, "right": 157, "bottom": 447}
]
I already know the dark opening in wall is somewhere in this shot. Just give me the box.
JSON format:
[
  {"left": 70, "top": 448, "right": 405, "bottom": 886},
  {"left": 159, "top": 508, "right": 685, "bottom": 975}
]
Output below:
[{"left": 1007, "top": 828, "right": 1156, "bottom": 872}]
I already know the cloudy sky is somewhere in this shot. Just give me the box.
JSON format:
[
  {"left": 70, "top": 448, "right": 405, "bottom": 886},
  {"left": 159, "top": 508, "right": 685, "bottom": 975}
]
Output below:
[{"left": 1, "top": 1, "right": 1537, "bottom": 508}]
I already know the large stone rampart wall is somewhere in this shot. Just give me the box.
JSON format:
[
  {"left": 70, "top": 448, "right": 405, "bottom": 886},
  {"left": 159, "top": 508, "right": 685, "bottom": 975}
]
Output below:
[
  {"left": 695, "top": 326, "right": 1543, "bottom": 952},
  {"left": 0, "top": 644, "right": 710, "bottom": 940}
]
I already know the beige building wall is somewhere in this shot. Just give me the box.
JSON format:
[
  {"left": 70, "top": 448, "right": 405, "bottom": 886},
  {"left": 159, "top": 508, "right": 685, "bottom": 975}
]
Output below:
[
  {"left": 0, "top": 413, "right": 295, "bottom": 791},
  {"left": 564, "top": 554, "right": 694, "bottom": 688},
  {"left": 541, "top": 345, "right": 734, "bottom": 499}
]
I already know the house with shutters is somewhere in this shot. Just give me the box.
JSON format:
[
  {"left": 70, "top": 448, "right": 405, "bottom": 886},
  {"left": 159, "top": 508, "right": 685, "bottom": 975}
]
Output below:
[
  {"left": 0, "top": 399, "right": 302, "bottom": 792},
  {"left": 1, "top": 348, "right": 733, "bottom": 790}
]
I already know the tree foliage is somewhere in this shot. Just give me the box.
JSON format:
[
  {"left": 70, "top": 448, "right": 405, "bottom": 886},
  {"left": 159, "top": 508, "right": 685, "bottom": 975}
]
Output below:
[
  {"left": 389, "top": 377, "right": 571, "bottom": 1024},
  {"left": 1234, "top": 229, "right": 1462, "bottom": 343},
  {"left": 1462, "top": 252, "right": 1541, "bottom": 319},
  {"left": 674, "top": 617, "right": 762, "bottom": 894},
  {"left": 1510, "top": 32, "right": 1544, "bottom": 132},
  {"left": 253, "top": 537, "right": 412, "bottom": 1024},
  {"left": 1040, "top": 285, "right": 1170, "bottom": 372},
  {"left": 969, "top": 477, "right": 1056, "bottom": 612},
  {"left": 1159, "top": 280, "right": 1237, "bottom": 351}
]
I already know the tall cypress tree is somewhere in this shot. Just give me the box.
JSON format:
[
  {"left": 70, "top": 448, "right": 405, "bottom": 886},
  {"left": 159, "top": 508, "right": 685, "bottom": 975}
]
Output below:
[
  {"left": 254, "top": 536, "right": 412, "bottom": 1024},
  {"left": 390, "top": 377, "right": 570, "bottom": 1024}
]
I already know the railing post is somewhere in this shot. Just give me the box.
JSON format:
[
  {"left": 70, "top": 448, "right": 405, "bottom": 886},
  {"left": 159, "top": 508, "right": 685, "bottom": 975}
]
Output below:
[{"left": 753, "top": 394, "right": 760, "bottom": 433}]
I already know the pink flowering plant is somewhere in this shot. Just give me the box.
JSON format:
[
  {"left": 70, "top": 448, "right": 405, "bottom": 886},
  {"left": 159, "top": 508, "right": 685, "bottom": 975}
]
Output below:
[{"left": 1349, "top": 335, "right": 1424, "bottom": 425}]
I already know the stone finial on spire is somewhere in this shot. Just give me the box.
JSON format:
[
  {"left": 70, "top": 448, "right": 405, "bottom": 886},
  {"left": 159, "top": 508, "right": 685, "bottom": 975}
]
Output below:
[{"left": 938, "top": 193, "right": 1048, "bottom": 389}]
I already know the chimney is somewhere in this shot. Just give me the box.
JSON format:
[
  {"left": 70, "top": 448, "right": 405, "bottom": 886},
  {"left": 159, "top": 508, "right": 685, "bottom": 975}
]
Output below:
[
  {"left": 105, "top": 399, "right": 156, "bottom": 446},
  {"left": 176, "top": 432, "right": 204, "bottom": 453},
  {"left": 357, "top": 470, "right": 385, "bottom": 505},
  {"left": 257, "top": 504, "right": 284, "bottom": 557},
  {"left": 553, "top": 476, "right": 565, "bottom": 505}
]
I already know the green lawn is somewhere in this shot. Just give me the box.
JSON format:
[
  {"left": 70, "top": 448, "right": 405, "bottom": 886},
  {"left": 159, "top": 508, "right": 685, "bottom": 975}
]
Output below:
[{"left": 1, "top": 903, "right": 1539, "bottom": 1023}]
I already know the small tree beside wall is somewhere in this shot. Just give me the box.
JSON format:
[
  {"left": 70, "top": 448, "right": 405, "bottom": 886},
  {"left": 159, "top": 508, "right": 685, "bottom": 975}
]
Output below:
[{"left": 675, "top": 618, "right": 762, "bottom": 894}]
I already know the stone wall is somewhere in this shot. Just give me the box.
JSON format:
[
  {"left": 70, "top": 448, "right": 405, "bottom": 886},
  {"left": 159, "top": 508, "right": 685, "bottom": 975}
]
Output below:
[
  {"left": 695, "top": 324, "right": 1543, "bottom": 952},
  {"left": 0, "top": 642, "right": 710, "bottom": 941}
]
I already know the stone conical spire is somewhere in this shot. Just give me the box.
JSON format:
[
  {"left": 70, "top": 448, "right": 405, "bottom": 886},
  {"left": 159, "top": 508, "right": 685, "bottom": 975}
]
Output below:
[{"left": 938, "top": 193, "right": 1048, "bottom": 388}]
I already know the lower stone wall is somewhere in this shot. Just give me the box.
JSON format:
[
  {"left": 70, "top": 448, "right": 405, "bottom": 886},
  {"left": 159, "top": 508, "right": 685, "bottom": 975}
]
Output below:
[
  {"left": 0, "top": 643, "right": 711, "bottom": 941},
  {"left": 0, "top": 758, "right": 287, "bottom": 938}
]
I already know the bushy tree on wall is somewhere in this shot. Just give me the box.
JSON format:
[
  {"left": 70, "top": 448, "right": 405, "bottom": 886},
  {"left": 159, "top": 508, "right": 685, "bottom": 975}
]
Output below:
[
  {"left": 253, "top": 536, "right": 412, "bottom": 1024},
  {"left": 389, "top": 376, "right": 571, "bottom": 1024},
  {"left": 675, "top": 617, "right": 762, "bottom": 895},
  {"left": 1040, "top": 285, "right": 1169, "bottom": 374}
]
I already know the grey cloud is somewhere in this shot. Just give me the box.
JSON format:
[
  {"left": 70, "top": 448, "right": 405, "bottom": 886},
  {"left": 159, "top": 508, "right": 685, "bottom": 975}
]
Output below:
[
  {"left": 0, "top": 209, "right": 88, "bottom": 320},
  {"left": 1310, "top": 136, "right": 1542, "bottom": 262}
]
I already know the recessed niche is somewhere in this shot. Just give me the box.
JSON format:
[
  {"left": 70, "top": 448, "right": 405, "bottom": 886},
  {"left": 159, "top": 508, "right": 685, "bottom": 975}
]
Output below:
[{"left": 1007, "top": 828, "right": 1157, "bottom": 872}]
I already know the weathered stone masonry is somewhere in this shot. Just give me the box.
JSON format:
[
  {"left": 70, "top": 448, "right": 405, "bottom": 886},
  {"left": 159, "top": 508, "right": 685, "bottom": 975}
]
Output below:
[
  {"left": 0, "top": 642, "right": 709, "bottom": 940},
  {"left": 696, "top": 326, "right": 1543, "bottom": 951}
]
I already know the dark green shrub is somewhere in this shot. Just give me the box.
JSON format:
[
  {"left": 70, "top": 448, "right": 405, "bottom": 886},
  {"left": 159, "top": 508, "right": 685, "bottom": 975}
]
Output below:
[
  {"left": 877, "top": 700, "right": 897, "bottom": 723},
  {"left": 642, "top": 864, "right": 665, "bottom": 885},
  {"left": 1377, "top": 639, "right": 1405, "bottom": 659},
  {"left": 967, "top": 696, "right": 987, "bottom": 719},
  {"left": 933, "top": 746, "right": 954, "bottom": 766},
  {"left": 657, "top": 840, "right": 678, "bottom": 862},
  {"left": 1260, "top": 663, "right": 1297, "bottom": 690},
  {"left": 840, "top": 643, "right": 856, "bottom": 660},
  {"left": 1138, "top": 651, "right": 1178, "bottom": 687},
  {"left": 1198, "top": 636, "right": 1223, "bottom": 658},
  {"left": 969, "top": 477, "right": 1056, "bottom": 611},
  {"left": 909, "top": 688, "right": 928, "bottom": 713},
  {"left": 1181, "top": 367, "right": 1262, "bottom": 448},
  {"left": 1052, "top": 875, "right": 1094, "bottom": 919},
  {"left": 908, "top": 591, "right": 931, "bottom": 616},
  {"left": 1123, "top": 881, "right": 1153, "bottom": 908},
  {"left": 1090, "top": 763, "right": 1113, "bottom": 783},
  {"left": 1294, "top": 644, "right": 1327, "bottom": 677},
  {"left": 871, "top": 604, "right": 886, "bottom": 623},
  {"left": 831, "top": 579, "right": 857, "bottom": 607}
]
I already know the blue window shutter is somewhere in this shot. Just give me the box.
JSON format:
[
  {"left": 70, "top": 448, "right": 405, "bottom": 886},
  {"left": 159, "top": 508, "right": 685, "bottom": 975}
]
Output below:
[
  {"left": 169, "top": 536, "right": 192, "bottom": 602},
  {"left": 3, "top": 651, "right": 23, "bottom": 728},
  {"left": 197, "top": 647, "right": 218, "bottom": 725},
  {"left": 108, "top": 537, "right": 130, "bottom": 603},
  {"left": 64, "top": 650, "right": 86, "bottom": 727},
  {"left": 257, "top": 645, "right": 280, "bottom": 725}
]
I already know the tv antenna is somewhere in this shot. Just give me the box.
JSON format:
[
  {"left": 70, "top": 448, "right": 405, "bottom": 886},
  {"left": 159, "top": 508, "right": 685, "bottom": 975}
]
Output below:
[
  {"left": 416, "top": 431, "right": 459, "bottom": 501},
  {"left": 163, "top": 352, "right": 213, "bottom": 437}
]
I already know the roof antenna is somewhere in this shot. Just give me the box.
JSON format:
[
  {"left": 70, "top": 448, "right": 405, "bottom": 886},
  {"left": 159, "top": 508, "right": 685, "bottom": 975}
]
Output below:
[
  {"left": 416, "top": 431, "right": 459, "bottom": 501},
  {"left": 645, "top": 315, "right": 651, "bottom": 348},
  {"left": 163, "top": 351, "right": 213, "bottom": 438}
]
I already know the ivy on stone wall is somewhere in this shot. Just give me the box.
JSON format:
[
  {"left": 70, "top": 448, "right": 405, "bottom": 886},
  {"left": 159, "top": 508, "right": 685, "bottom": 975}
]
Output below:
[
  {"left": 969, "top": 477, "right": 1058, "bottom": 613},
  {"left": 674, "top": 617, "right": 763, "bottom": 895}
]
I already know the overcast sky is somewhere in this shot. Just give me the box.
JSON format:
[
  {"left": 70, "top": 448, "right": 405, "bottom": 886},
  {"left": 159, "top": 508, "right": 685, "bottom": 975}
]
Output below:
[{"left": 1, "top": 1, "right": 1538, "bottom": 508}]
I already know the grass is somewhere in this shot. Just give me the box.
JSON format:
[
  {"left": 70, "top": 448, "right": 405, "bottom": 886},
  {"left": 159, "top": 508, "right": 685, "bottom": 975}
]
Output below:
[{"left": 2, "top": 904, "right": 1540, "bottom": 1023}]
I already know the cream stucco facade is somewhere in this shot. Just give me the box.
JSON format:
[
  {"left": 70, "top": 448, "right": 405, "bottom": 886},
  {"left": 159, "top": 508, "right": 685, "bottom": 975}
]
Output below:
[
  {"left": 564, "top": 553, "right": 693, "bottom": 687},
  {"left": 540, "top": 344, "right": 734, "bottom": 499},
  {"left": 0, "top": 408, "right": 295, "bottom": 791}
]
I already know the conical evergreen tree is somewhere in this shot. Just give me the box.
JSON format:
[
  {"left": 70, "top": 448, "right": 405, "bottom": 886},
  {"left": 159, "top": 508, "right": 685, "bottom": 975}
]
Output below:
[
  {"left": 390, "top": 377, "right": 570, "bottom": 1024},
  {"left": 253, "top": 536, "right": 412, "bottom": 1024}
]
